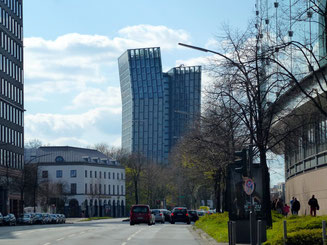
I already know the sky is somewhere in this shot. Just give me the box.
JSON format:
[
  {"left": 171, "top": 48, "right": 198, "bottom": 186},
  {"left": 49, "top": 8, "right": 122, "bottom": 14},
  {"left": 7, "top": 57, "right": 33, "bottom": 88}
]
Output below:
[{"left": 22, "top": 1, "right": 284, "bottom": 183}]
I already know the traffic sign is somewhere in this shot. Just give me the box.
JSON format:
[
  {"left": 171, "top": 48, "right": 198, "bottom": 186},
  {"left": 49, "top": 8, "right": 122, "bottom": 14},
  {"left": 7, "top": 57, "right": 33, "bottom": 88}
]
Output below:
[{"left": 243, "top": 178, "right": 255, "bottom": 195}]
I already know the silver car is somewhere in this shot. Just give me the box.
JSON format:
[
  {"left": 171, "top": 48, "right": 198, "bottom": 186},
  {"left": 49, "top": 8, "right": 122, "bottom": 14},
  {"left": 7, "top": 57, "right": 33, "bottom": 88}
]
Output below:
[{"left": 151, "top": 209, "right": 165, "bottom": 224}]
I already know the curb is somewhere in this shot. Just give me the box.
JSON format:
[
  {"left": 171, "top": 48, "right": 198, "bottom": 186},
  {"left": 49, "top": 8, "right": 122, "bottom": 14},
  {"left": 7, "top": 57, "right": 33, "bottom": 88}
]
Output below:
[{"left": 189, "top": 226, "right": 226, "bottom": 245}]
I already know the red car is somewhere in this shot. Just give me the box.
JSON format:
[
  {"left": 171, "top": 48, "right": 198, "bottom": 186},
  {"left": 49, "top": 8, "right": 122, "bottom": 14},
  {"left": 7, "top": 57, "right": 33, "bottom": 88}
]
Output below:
[{"left": 130, "top": 205, "right": 155, "bottom": 226}]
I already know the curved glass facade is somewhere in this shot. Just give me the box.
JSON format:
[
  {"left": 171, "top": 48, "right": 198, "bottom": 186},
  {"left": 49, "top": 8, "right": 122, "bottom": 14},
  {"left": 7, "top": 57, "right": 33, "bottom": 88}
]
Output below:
[
  {"left": 118, "top": 47, "right": 201, "bottom": 164},
  {"left": 285, "top": 114, "right": 327, "bottom": 179}
]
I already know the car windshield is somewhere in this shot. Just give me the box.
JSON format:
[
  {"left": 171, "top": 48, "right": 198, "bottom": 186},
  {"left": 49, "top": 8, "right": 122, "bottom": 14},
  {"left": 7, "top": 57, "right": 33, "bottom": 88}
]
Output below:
[
  {"left": 151, "top": 210, "right": 160, "bottom": 214},
  {"left": 24, "top": 214, "right": 30, "bottom": 218},
  {"left": 173, "top": 209, "right": 187, "bottom": 214},
  {"left": 132, "top": 206, "right": 149, "bottom": 213}
]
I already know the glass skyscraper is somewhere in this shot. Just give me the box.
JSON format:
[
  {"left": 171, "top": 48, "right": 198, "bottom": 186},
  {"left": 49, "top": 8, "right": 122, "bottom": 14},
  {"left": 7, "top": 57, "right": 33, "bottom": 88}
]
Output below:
[
  {"left": 0, "top": 0, "right": 24, "bottom": 215},
  {"left": 118, "top": 47, "right": 201, "bottom": 164}
]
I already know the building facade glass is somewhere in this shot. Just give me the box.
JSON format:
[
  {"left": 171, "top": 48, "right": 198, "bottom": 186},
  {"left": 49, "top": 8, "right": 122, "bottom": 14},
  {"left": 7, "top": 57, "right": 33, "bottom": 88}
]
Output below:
[
  {"left": 118, "top": 47, "right": 201, "bottom": 164},
  {"left": 0, "top": 0, "right": 24, "bottom": 216}
]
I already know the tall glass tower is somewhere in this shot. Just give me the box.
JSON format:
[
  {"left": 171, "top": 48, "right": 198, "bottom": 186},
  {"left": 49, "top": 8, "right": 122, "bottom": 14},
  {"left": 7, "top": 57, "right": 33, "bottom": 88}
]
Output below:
[
  {"left": 0, "top": 0, "right": 24, "bottom": 215},
  {"left": 118, "top": 47, "right": 201, "bottom": 164}
]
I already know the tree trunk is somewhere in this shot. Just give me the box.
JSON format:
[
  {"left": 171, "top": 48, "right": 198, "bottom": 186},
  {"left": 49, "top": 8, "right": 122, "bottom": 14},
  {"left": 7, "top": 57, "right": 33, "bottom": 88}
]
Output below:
[
  {"left": 259, "top": 148, "right": 272, "bottom": 227},
  {"left": 134, "top": 179, "right": 139, "bottom": 204}
]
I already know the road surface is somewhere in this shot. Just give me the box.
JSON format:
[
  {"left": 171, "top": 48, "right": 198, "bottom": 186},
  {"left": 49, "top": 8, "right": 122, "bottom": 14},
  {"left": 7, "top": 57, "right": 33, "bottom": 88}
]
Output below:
[{"left": 0, "top": 218, "right": 214, "bottom": 245}]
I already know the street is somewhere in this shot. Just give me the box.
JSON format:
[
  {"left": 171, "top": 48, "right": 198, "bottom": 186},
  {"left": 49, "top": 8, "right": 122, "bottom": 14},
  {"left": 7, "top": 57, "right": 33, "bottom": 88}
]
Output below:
[{"left": 0, "top": 219, "right": 209, "bottom": 245}]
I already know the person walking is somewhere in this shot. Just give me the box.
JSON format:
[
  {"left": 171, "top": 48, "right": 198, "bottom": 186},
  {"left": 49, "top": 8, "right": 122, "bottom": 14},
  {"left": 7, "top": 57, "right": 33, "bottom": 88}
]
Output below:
[
  {"left": 292, "top": 198, "right": 300, "bottom": 215},
  {"left": 283, "top": 203, "right": 290, "bottom": 217},
  {"left": 308, "top": 195, "right": 319, "bottom": 217},
  {"left": 290, "top": 197, "right": 295, "bottom": 214}
]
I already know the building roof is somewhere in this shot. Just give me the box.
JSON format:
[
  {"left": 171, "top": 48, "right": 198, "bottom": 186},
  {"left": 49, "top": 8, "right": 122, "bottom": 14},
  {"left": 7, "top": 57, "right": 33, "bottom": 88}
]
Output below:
[{"left": 24, "top": 146, "right": 120, "bottom": 167}]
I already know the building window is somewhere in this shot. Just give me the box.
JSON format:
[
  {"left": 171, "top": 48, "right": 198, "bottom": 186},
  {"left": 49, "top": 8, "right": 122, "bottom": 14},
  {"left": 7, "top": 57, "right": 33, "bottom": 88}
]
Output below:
[
  {"left": 104, "top": 185, "right": 106, "bottom": 194},
  {"left": 55, "top": 156, "right": 64, "bottom": 163},
  {"left": 95, "top": 171, "right": 97, "bottom": 178},
  {"left": 117, "top": 185, "right": 119, "bottom": 195},
  {"left": 85, "top": 170, "right": 87, "bottom": 178},
  {"left": 85, "top": 183, "right": 87, "bottom": 194},
  {"left": 71, "top": 183, "right": 77, "bottom": 194},
  {"left": 113, "top": 185, "right": 115, "bottom": 195},
  {"left": 121, "top": 185, "right": 124, "bottom": 195},
  {"left": 70, "top": 170, "right": 77, "bottom": 178},
  {"left": 117, "top": 173, "right": 119, "bottom": 180},
  {"left": 90, "top": 184, "right": 93, "bottom": 194},
  {"left": 42, "top": 171, "right": 48, "bottom": 178},
  {"left": 113, "top": 172, "right": 115, "bottom": 179},
  {"left": 121, "top": 173, "right": 123, "bottom": 180},
  {"left": 104, "top": 172, "right": 106, "bottom": 179},
  {"left": 56, "top": 170, "right": 62, "bottom": 178},
  {"left": 90, "top": 171, "right": 92, "bottom": 178},
  {"left": 100, "top": 171, "right": 102, "bottom": 179},
  {"left": 108, "top": 172, "right": 111, "bottom": 179},
  {"left": 108, "top": 185, "right": 111, "bottom": 195}
]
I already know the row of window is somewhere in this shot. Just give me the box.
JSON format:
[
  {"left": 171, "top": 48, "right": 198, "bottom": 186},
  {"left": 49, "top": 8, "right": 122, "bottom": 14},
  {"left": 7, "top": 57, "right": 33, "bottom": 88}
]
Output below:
[
  {"left": 85, "top": 170, "right": 124, "bottom": 180},
  {"left": 0, "top": 53, "right": 23, "bottom": 83},
  {"left": 0, "top": 149, "right": 23, "bottom": 169},
  {"left": 0, "top": 101, "right": 24, "bottom": 126},
  {"left": 1, "top": 31, "right": 23, "bottom": 62},
  {"left": 0, "top": 6, "right": 23, "bottom": 41},
  {"left": 0, "top": 0, "right": 22, "bottom": 19},
  {"left": 0, "top": 124, "right": 23, "bottom": 148},
  {"left": 41, "top": 169, "right": 125, "bottom": 181},
  {"left": 1, "top": 79, "right": 23, "bottom": 104},
  {"left": 84, "top": 183, "right": 124, "bottom": 196}
]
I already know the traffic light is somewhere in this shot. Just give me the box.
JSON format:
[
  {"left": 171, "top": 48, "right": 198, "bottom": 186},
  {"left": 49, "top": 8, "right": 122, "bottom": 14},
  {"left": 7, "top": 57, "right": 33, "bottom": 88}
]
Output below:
[{"left": 234, "top": 149, "right": 248, "bottom": 175}]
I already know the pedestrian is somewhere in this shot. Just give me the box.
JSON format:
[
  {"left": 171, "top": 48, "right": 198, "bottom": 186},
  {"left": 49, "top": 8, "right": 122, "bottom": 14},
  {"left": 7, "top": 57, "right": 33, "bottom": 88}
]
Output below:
[
  {"left": 276, "top": 198, "right": 284, "bottom": 214},
  {"left": 290, "top": 197, "right": 295, "bottom": 214},
  {"left": 308, "top": 195, "right": 319, "bottom": 217},
  {"left": 292, "top": 198, "right": 300, "bottom": 215},
  {"left": 283, "top": 203, "right": 290, "bottom": 217}
]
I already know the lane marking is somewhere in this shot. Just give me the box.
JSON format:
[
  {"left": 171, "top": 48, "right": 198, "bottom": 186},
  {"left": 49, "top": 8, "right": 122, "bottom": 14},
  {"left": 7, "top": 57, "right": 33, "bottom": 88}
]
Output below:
[
  {"left": 122, "top": 243, "right": 127, "bottom": 245},
  {"left": 80, "top": 231, "right": 85, "bottom": 235},
  {"left": 15, "top": 233, "right": 22, "bottom": 236},
  {"left": 43, "top": 243, "right": 51, "bottom": 245},
  {"left": 56, "top": 237, "right": 65, "bottom": 241},
  {"left": 68, "top": 234, "right": 76, "bottom": 237}
]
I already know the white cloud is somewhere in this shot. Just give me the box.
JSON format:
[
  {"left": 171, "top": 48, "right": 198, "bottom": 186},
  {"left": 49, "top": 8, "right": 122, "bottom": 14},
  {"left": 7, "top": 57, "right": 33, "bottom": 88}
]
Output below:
[
  {"left": 23, "top": 25, "right": 193, "bottom": 147},
  {"left": 67, "top": 86, "right": 122, "bottom": 110}
]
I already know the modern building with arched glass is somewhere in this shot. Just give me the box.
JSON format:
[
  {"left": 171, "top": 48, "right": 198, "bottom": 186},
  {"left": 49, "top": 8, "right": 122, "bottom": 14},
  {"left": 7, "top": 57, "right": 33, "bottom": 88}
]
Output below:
[{"left": 118, "top": 47, "right": 201, "bottom": 164}]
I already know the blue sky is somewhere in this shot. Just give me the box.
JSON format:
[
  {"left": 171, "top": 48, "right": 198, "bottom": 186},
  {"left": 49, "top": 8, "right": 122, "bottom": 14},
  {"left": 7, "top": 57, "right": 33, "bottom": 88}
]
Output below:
[{"left": 23, "top": 1, "right": 284, "bottom": 183}]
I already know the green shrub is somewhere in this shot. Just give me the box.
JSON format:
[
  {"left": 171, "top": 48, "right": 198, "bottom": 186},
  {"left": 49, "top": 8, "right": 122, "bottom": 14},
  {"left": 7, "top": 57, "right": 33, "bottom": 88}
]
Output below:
[{"left": 267, "top": 229, "right": 322, "bottom": 245}]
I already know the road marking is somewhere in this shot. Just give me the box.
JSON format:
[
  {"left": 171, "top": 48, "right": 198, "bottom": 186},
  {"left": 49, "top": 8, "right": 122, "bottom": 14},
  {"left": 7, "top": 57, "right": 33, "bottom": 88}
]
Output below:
[
  {"left": 43, "top": 243, "right": 51, "bottom": 245},
  {"left": 15, "top": 233, "right": 22, "bottom": 236},
  {"left": 122, "top": 243, "right": 127, "bottom": 245},
  {"left": 127, "top": 237, "right": 131, "bottom": 241},
  {"left": 68, "top": 234, "right": 76, "bottom": 237},
  {"left": 80, "top": 231, "right": 85, "bottom": 234},
  {"left": 56, "top": 237, "right": 65, "bottom": 241}
]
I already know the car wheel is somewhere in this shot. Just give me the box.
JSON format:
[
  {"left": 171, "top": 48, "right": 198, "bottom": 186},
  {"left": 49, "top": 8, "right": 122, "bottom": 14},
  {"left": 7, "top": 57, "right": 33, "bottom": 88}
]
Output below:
[
  {"left": 171, "top": 221, "right": 175, "bottom": 224},
  {"left": 148, "top": 222, "right": 152, "bottom": 226},
  {"left": 130, "top": 221, "right": 134, "bottom": 226},
  {"left": 187, "top": 221, "right": 190, "bottom": 224}
]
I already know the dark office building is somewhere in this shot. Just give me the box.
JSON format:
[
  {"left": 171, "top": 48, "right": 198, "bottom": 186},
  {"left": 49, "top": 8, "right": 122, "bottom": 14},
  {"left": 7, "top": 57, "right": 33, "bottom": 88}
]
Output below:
[
  {"left": 0, "top": 0, "right": 24, "bottom": 216},
  {"left": 118, "top": 47, "right": 201, "bottom": 164}
]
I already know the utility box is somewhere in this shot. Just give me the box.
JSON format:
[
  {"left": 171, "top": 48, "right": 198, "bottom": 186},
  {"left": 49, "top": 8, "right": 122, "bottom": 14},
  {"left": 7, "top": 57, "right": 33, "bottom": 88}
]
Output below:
[{"left": 226, "top": 162, "right": 267, "bottom": 243}]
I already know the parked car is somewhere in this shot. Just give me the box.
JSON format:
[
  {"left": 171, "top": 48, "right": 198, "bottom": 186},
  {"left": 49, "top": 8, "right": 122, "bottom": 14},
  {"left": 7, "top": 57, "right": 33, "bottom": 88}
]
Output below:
[
  {"left": 60, "top": 214, "right": 66, "bottom": 224},
  {"left": 49, "top": 214, "right": 59, "bottom": 224},
  {"left": 130, "top": 204, "right": 155, "bottom": 226},
  {"left": 17, "top": 214, "right": 34, "bottom": 225},
  {"left": 151, "top": 209, "right": 165, "bottom": 224},
  {"left": 42, "top": 213, "right": 51, "bottom": 224},
  {"left": 3, "top": 213, "right": 16, "bottom": 226},
  {"left": 0, "top": 212, "right": 3, "bottom": 225},
  {"left": 188, "top": 210, "right": 199, "bottom": 222},
  {"left": 197, "top": 210, "right": 205, "bottom": 217},
  {"left": 170, "top": 207, "right": 190, "bottom": 224},
  {"left": 34, "top": 213, "right": 44, "bottom": 224},
  {"left": 161, "top": 209, "right": 171, "bottom": 222}
]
